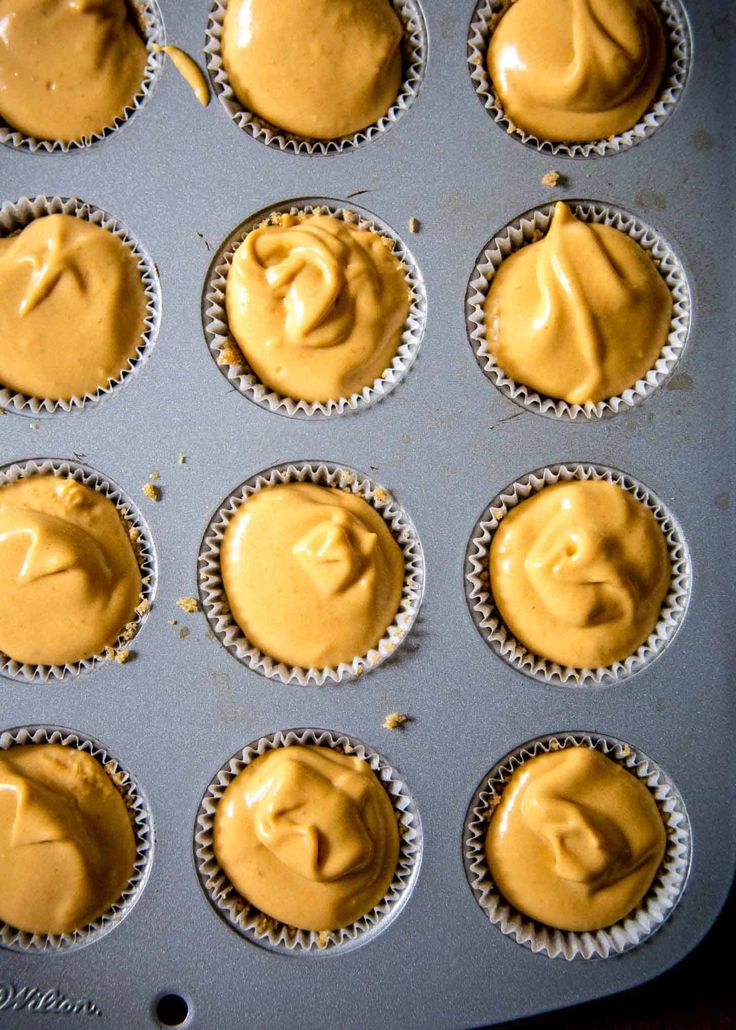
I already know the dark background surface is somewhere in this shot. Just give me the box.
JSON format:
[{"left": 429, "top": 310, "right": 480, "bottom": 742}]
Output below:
[{"left": 493, "top": 877, "right": 736, "bottom": 1030}]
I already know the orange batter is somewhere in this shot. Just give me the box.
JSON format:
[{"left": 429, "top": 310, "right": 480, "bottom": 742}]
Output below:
[{"left": 214, "top": 745, "right": 399, "bottom": 930}]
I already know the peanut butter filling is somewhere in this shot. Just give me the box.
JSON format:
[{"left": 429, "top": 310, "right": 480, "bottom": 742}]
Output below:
[
  {"left": 0, "top": 743, "right": 137, "bottom": 936},
  {"left": 0, "top": 0, "right": 147, "bottom": 143},
  {"left": 214, "top": 745, "right": 400, "bottom": 931},
  {"left": 226, "top": 212, "right": 410, "bottom": 404},
  {"left": 221, "top": 0, "right": 403, "bottom": 140},
  {"left": 0, "top": 475, "right": 142, "bottom": 667},
  {"left": 487, "top": 0, "right": 666, "bottom": 143},
  {"left": 0, "top": 213, "right": 148, "bottom": 402},
  {"left": 153, "top": 45, "right": 209, "bottom": 106},
  {"left": 484, "top": 203, "right": 673, "bottom": 405},
  {"left": 220, "top": 482, "right": 404, "bottom": 670},
  {"left": 485, "top": 747, "right": 666, "bottom": 932},
  {"left": 490, "top": 480, "right": 670, "bottom": 669}
]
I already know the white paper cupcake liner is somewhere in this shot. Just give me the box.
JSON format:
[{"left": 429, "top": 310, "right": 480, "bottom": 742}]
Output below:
[
  {"left": 464, "top": 462, "right": 690, "bottom": 686},
  {"left": 198, "top": 461, "right": 424, "bottom": 685},
  {"left": 467, "top": 0, "right": 690, "bottom": 158},
  {"left": 0, "top": 195, "right": 161, "bottom": 418},
  {"left": 0, "top": 458, "right": 157, "bottom": 683},
  {"left": 205, "top": 0, "right": 427, "bottom": 155},
  {"left": 202, "top": 199, "right": 425, "bottom": 419},
  {"left": 0, "top": 724, "right": 154, "bottom": 954},
  {"left": 466, "top": 200, "right": 691, "bottom": 421},
  {"left": 194, "top": 727, "right": 422, "bottom": 955},
  {"left": 463, "top": 731, "right": 691, "bottom": 960},
  {"left": 0, "top": 1, "right": 165, "bottom": 154}
]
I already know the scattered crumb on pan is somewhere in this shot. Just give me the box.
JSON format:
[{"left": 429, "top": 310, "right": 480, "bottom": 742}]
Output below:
[
  {"left": 383, "top": 712, "right": 409, "bottom": 730},
  {"left": 540, "top": 170, "right": 564, "bottom": 187}
]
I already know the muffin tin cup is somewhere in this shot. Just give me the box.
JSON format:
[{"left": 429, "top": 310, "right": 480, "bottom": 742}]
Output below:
[
  {"left": 204, "top": 0, "right": 427, "bottom": 155},
  {"left": 198, "top": 461, "right": 424, "bottom": 685},
  {"left": 0, "top": 457, "right": 157, "bottom": 684},
  {"left": 0, "top": 724, "right": 154, "bottom": 954},
  {"left": 194, "top": 727, "right": 422, "bottom": 956},
  {"left": 0, "top": 0, "right": 165, "bottom": 155},
  {"left": 467, "top": 0, "right": 691, "bottom": 158},
  {"left": 202, "top": 198, "right": 426, "bottom": 420},
  {"left": 466, "top": 200, "right": 692, "bottom": 421},
  {"left": 464, "top": 462, "right": 690, "bottom": 687},
  {"left": 0, "top": 195, "right": 162, "bottom": 418},
  {"left": 463, "top": 731, "right": 691, "bottom": 960}
]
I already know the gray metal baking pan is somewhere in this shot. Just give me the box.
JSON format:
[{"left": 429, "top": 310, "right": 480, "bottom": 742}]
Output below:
[{"left": 0, "top": 0, "right": 734, "bottom": 1026}]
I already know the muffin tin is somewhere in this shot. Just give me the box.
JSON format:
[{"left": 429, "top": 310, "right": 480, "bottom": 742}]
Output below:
[{"left": 0, "top": 1, "right": 734, "bottom": 1027}]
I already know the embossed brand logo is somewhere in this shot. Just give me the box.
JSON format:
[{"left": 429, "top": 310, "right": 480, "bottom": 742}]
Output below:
[{"left": 0, "top": 984, "right": 100, "bottom": 1016}]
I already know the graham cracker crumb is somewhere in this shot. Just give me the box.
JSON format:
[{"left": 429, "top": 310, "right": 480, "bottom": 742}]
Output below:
[
  {"left": 220, "top": 342, "right": 241, "bottom": 366},
  {"left": 316, "top": 930, "right": 332, "bottom": 949},
  {"left": 129, "top": 527, "right": 141, "bottom": 543},
  {"left": 177, "top": 595, "right": 200, "bottom": 613},
  {"left": 120, "top": 624, "right": 136, "bottom": 642},
  {"left": 548, "top": 739, "right": 562, "bottom": 751},
  {"left": 383, "top": 712, "right": 409, "bottom": 730},
  {"left": 483, "top": 799, "right": 501, "bottom": 821},
  {"left": 149, "top": 471, "right": 160, "bottom": 481},
  {"left": 142, "top": 483, "right": 160, "bottom": 502},
  {"left": 103, "top": 764, "right": 126, "bottom": 791},
  {"left": 135, "top": 598, "right": 150, "bottom": 618},
  {"left": 254, "top": 914, "right": 276, "bottom": 936},
  {"left": 355, "top": 665, "right": 364, "bottom": 677},
  {"left": 408, "top": 216, "right": 420, "bottom": 234},
  {"left": 620, "top": 744, "right": 632, "bottom": 757},
  {"left": 373, "top": 487, "right": 389, "bottom": 503},
  {"left": 105, "top": 645, "right": 131, "bottom": 663},
  {"left": 179, "top": 626, "right": 190, "bottom": 639},
  {"left": 178, "top": 454, "right": 187, "bottom": 465},
  {"left": 541, "top": 170, "right": 563, "bottom": 188}
]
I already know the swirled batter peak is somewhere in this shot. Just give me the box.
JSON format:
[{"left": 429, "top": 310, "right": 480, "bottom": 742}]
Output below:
[
  {"left": 214, "top": 745, "right": 400, "bottom": 931},
  {"left": 485, "top": 747, "right": 666, "bottom": 931},
  {"left": 0, "top": 214, "right": 148, "bottom": 402},
  {"left": 490, "top": 480, "right": 671, "bottom": 669},
  {"left": 0, "top": 0, "right": 148, "bottom": 143},
  {"left": 0, "top": 475, "right": 142, "bottom": 667},
  {"left": 487, "top": 0, "right": 667, "bottom": 143},
  {"left": 226, "top": 212, "right": 410, "bottom": 404},
  {"left": 220, "top": 482, "right": 404, "bottom": 670},
  {"left": 221, "top": 0, "right": 403, "bottom": 139},
  {"left": 0, "top": 743, "right": 137, "bottom": 936},
  {"left": 485, "top": 203, "right": 672, "bottom": 405}
]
